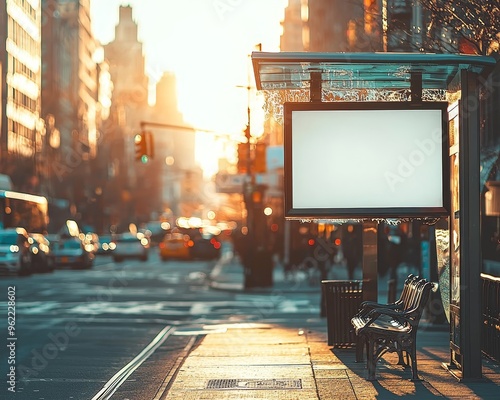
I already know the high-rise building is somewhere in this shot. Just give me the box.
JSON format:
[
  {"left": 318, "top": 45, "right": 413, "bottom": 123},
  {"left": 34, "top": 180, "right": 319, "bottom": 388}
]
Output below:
[
  {"left": 103, "top": 6, "right": 199, "bottom": 223},
  {"left": 280, "top": 0, "right": 309, "bottom": 52},
  {"left": 41, "top": 0, "right": 100, "bottom": 206},
  {"left": 153, "top": 72, "right": 197, "bottom": 217},
  {"left": 386, "top": 0, "right": 424, "bottom": 52},
  {"left": 104, "top": 6, "right": 148, "bottom": 108},
  {"left": 153, "top": 72, "right": 195, "bottom": 171},
  {"left": 0, "top": 0, "right": 44, "bottom": 191},
  {"left": 307, "top": 0, "right": 382, "bottom": 52},
  {"left": 282, "top": 1, "right": 438, "bottom": 54},
  {"left": 102, "top": 5, "right": 152, "bottom": 224}
]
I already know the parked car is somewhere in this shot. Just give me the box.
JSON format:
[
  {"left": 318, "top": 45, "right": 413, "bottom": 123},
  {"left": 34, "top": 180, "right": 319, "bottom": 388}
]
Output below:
[
  {"left": 29, "top": 233, "right": 55, "bottom": 273},
  {"left": 52, "top": 237, "right": 94, "bottom": 269},
  {"left": 96, "top": 234, "right": 115, "bottom": 255},
  {"left": 111, "top": 233, "right": 149, "bottom": 262},
  {"left": 189, "top": 232, "right": 222, "bottom": 260},
  {"left": 158, "top": 231, "right": 191, "bottom": 261},
  {"left": 45, "top": 233, "right": 61, "bottom": 263},
  {"left": 142, "top": 221, "right": 169, "bottom": 246},
  {"left": 0, "top": 228, "right": 32, "bottom": 275},
  {"left": 82, "top": 232, "right": 100, "bottom": 254}
]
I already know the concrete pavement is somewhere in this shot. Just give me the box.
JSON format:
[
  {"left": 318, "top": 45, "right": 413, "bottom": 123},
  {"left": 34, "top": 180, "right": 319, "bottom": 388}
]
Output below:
[{"left": 159, "top": 253, "right": 500, "bottom": 399}]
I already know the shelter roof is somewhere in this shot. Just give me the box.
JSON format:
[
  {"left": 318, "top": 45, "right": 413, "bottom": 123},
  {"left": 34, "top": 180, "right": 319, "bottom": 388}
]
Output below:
[{"left": 251, "top": 52, "right": 497, "bottom": 91}]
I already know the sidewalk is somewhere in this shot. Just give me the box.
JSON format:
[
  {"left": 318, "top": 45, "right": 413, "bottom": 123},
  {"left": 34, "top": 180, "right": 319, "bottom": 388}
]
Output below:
[{"left": 161, "top": 254, "right": 500, "bottom": 399}]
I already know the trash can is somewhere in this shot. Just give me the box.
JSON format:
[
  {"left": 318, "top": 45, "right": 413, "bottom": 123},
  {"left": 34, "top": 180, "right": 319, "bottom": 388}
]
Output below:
[{"left": 321, "top": 280, "right": 363, "bottom": 347}]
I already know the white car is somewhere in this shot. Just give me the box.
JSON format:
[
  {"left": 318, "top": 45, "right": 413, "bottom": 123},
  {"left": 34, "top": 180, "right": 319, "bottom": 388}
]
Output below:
[
  {"left": 0, "top": 228, "right": 33, "bottom": 275},
  {"left": 111, "top": 233, "right": 149, "bottom": 262},
  {"left": 52, "top": 237, "right": 94, "bottom": 269},
  {"left": 96, "top": 234, "right": 115, "bottom": 255}
]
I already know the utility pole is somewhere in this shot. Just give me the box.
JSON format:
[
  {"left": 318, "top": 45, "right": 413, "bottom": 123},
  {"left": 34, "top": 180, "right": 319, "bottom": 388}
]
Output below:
[
  {"left": 240, "top": 43, "right": 272, "bottom": 289},
  {"left": 242, "top": 90, "right": 256, "bottom": 289}
]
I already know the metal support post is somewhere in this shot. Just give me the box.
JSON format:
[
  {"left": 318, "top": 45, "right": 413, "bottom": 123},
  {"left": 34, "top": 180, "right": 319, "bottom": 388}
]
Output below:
[
  {"left": 459, "top": 70, "right": 482, "bottom": 380},
  {"left": 362, "top": 221, "right": 378, "bottom": 302}
]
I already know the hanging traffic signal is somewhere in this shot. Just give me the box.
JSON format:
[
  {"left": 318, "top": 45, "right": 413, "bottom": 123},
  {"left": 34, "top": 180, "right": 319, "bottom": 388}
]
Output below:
[
  {"left": 134, "top": 131, "right": 154, "bottom": 163},
  {"left": 134, "top": 133, "right": 147, "bottom": 163}
]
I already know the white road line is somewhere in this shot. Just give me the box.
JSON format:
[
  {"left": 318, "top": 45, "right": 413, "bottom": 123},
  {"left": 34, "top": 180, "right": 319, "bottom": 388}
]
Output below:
[{"left": 91, "top": 325, "right": 175, "bottom": 400}]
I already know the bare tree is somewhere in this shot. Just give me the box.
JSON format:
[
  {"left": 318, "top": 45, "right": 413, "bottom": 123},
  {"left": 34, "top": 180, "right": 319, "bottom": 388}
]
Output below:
[{"left": 418, "top": 0, "right": 500, "bottom": 55}]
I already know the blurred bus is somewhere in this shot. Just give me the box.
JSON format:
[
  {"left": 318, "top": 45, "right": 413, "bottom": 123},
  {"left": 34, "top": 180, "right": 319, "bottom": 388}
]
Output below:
[{"left": 0, "top": 190, "right": 48, "bottom": 233}]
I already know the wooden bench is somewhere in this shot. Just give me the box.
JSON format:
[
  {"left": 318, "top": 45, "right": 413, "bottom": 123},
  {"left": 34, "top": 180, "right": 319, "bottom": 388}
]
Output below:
[{"left": 351, "top": 276, "right": 435, "bottom": 381}]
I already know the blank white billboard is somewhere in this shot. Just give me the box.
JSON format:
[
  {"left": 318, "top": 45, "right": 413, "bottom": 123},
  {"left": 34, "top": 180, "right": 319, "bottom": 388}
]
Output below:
[{"left": 284, "top": 102, "right": 450, "bottom": 219}]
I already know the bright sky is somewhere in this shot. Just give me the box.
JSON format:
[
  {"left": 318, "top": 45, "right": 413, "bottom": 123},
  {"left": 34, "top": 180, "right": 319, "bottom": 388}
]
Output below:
[{"left": 90, "top": 0, "right": 287, "bottom": 176}]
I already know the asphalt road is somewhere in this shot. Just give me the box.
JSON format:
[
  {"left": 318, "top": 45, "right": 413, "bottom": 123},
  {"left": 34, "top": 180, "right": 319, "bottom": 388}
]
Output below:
[{"left": 0, "top": 244, "right": 321, "bottom": 400}]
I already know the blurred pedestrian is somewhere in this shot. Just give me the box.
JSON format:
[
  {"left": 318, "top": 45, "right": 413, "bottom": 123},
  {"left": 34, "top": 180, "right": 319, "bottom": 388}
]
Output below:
[{"left": 342, "top": 224, "right": 362, "bottom": 280}]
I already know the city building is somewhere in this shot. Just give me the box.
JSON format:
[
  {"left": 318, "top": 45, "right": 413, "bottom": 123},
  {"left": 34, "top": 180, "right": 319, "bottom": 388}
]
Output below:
[
  {"left": 101, "top": 5, "right": 151, "bottom": 227},
  {"left": 280, "top": 0, "right": 309, "bottom": 52},
  {"left": 281, "top": 0, "right": 433, "bottom": 54},
  {"left": 103, "top": 5, "right": 201, "bottom": 225},
  {"left": 386, "top": 0, "right": 425, "bottom": 51},
  {"left": 307, "top": 0, "right": 382, "bottom": 52},
  {"left": 0, "top": 0, "right": 44, "bottom": 191},
  {"left": 40, "top": 0, "right": 102, "bottom": 217},
  {"left": 152, "top": 71, "right": 197, "bottom": 218}
]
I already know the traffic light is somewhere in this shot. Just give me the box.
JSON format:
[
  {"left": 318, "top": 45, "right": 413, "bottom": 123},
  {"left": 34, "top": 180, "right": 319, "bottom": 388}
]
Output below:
[
  {"left": 134, "top": 133, "right": 147, "bottom": 162},
  {"left": 134, "top": 131, "right": 154, "bottom": 163}
]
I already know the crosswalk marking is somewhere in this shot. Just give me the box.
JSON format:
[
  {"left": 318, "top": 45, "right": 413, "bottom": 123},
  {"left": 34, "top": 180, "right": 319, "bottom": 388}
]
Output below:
[{"left": 1, "top": 299, "right": 319, "bottom": 316}]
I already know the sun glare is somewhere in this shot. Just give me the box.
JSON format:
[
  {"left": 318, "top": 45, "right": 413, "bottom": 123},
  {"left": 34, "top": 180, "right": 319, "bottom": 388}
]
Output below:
[{"left": 90, "top": 0, "right": 285, "bottom": 176}]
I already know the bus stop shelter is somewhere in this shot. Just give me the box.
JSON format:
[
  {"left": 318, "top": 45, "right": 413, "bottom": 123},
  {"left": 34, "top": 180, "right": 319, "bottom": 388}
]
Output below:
[{"left": 251, "top": 51, "right": 497, "bottom": 381}]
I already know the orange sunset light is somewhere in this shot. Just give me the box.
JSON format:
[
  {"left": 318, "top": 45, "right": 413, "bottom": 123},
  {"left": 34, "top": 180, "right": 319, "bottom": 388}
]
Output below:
[{"left": 90, "top": 0, "right": 287, "bottom": 176}]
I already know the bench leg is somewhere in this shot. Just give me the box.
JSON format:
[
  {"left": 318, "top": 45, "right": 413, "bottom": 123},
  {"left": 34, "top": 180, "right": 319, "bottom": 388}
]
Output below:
[
  {"left": 409, "top": 346, "right": 422, "bottom": 381},
  {"left": 396, "top": 350, "right": 406, "bottom": 366},
  {"left": 366, "top": 337, "right": 377, "bottom": 381},
  {"left": 355, "top": 335, "right": 364, "bottom": 362},
  {"left": 395, "top": 341, "right": 409, "bottom": 368}
]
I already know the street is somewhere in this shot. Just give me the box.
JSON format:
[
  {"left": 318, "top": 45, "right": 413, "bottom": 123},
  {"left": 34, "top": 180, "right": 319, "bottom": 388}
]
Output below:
[{"left": 0, "top": 244, "right": 321, "bottom": 399}]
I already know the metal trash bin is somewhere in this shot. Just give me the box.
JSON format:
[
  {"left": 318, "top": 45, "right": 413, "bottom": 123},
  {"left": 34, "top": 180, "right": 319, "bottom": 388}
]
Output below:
[{"left": 321, "top": 280, "right": 363, "bottom": 347}]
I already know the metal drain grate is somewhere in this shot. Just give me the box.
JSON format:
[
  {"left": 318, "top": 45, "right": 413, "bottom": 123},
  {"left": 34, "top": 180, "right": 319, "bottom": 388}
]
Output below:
[{"left": 206, "top": 378, "right": 302, "bottom": 390}]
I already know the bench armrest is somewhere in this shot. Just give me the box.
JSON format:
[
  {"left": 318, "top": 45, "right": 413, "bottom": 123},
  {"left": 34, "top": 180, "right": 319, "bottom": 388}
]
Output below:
[
  {"left": 354, "top": 301, "right": 401, "bottom": 319},
  {"left": 359, "top": 300, "right": 400, "bottom": 309},
  {"left": 358, "top": 300, "right": 399, "bottom": 312},
  {"left": 363, "top": 306, "right": 420, "bottom": 327}
]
